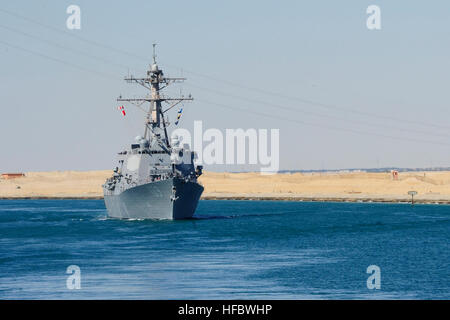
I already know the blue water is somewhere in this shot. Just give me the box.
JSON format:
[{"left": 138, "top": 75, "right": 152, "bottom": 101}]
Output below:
[{"left": 0, "top": 200, "right": 448, "bottom": 299}]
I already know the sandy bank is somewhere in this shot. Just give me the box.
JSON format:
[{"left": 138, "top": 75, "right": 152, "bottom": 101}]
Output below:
[{"left": 1, "top": 170, "right": 450, "bottom": 203}]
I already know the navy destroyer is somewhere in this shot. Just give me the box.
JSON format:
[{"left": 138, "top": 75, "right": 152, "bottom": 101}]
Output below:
[{"left": 103, "top": 45, "right": 204, "bottom": 219}]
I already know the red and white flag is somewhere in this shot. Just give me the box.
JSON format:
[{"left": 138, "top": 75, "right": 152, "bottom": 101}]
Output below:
[{"left": 117, "top": 105, "right": 126, "bottom": 116}]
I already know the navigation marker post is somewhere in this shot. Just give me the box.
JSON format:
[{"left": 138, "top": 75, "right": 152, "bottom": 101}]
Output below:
[{"left": 407, "top": 191, "right": 418, "bottom": 206}]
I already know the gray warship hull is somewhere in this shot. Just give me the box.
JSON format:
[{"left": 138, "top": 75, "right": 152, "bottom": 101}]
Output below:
[{"left": 104, "top": 178, "right": 203, "bottom": 220}]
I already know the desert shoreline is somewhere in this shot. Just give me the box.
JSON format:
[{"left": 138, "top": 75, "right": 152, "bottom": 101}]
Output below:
[
  {"left": 1, "top": 196, "right": 450, "bottom": 205},
  {"left": 1, "top": 170, "right": 450, "bottom": 204}
]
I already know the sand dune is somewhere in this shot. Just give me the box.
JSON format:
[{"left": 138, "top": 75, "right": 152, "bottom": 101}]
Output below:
[
  {"left": 1, "top": 170, "right": 450, "bottom": 203},
  {"left": 0, "top": 170, "right": 112, "bottom": 198}
]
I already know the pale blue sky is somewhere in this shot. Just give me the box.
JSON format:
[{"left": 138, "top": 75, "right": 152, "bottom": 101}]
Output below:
[{"left": 1, "top": 0, "right": 450, "bottom": 172}]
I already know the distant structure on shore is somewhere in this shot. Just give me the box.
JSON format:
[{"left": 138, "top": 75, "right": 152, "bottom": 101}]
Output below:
[
  {"left": 278, "top": 167, "right": 450, "bottom": 174},
  {"left": 1, "top": 173, "right": 25, "bottom": 180},
  {"left": 391, "top": 170, "right": 399, "bottom": 180}
]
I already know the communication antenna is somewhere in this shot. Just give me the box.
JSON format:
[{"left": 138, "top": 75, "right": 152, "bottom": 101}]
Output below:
[{"left": 152, "top": 43, "right": 157, "bottom": 64}]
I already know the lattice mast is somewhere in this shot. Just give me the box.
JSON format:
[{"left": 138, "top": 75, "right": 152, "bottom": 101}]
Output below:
[{"left": 117, "top": 44, "right": 193, "bottom": 149}]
